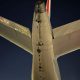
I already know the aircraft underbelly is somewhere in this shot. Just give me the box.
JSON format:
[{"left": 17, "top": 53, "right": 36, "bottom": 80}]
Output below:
[{"left": 32, "top": 12, "right": 59, "bottom": 80}]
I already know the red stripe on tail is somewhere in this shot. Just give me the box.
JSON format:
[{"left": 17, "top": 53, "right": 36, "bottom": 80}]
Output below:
[{"left": 46, "top": 0, "right": 51, "bottom": 18}]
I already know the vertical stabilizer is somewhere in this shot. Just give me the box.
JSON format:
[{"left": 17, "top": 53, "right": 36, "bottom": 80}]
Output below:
[{"left": 46, "top": 0, "right": 51, "bottom": 19}]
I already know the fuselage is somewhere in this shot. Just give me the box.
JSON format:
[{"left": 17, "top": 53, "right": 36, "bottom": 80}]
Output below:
[{"left": 32, "top": 1, "right": 59, "bottom": 80}]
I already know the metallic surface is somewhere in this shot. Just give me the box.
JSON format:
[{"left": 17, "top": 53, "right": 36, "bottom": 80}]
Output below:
[
  {"left": 0, "top": 1, "right": 80, "bottom": 80},
  {"left": 53, "top": 20, "right": 80, "bottom": 58},
  {"left": 32, "top": 2, "right": 60, "bottom": 80},
  {"left": 0, "top": 15, "right": 80, "bottom": 80},
  {"left": 0, "top": 16, "right": 32, "bottom": 54}
]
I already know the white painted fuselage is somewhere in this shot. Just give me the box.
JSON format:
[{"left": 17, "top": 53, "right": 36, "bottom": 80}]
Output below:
[{"left": 32, "top": 2, "right": 59, "bottom": 80}]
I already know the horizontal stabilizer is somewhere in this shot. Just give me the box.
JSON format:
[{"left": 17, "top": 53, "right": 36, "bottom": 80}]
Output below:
[
  {"left": 53, "top": 20, "right": 80, "bottom": 58},
  {"left": 0, "top": 16, "right": 32, "bottom": 54}
]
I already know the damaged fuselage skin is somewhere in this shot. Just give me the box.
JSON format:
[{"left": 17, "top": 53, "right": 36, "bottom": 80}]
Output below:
[{"left": 32, "top": 1, "right": 59, "bottom": 80}]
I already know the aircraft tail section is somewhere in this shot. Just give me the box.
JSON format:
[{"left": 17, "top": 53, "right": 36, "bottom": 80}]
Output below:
[{"left": 46, "top": 0, "right": 51, "bottom": 19}]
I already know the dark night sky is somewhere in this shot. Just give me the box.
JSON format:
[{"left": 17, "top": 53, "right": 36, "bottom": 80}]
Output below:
[{"left": 0, "top": 0, "right": 80, "bottom": 80}]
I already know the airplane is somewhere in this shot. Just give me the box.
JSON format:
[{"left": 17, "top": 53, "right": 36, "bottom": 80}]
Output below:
[{"left": 0, "top": 0, "right": 80, "bottom": 80}]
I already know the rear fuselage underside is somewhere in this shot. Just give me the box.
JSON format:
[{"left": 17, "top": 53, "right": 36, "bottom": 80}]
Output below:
[{"left": 32, "top": 2, "right": 59, "bottom": 80}]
